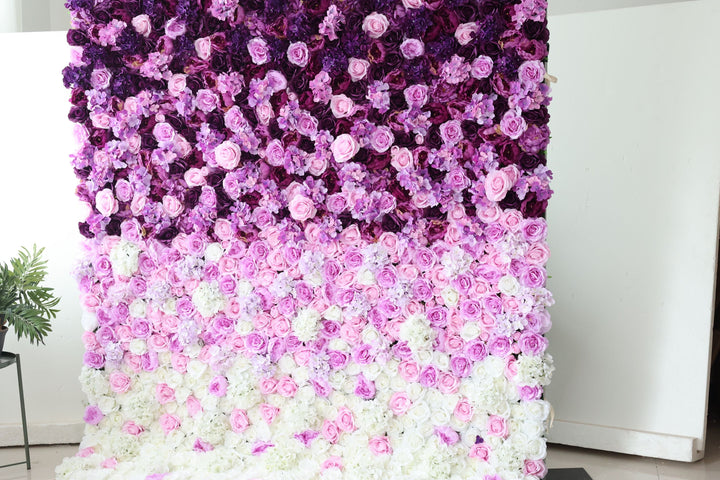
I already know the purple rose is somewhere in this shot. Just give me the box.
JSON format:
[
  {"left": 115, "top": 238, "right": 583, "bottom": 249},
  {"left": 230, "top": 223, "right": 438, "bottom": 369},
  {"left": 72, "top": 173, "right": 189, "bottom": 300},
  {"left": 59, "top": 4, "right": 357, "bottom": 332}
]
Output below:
[
  {"left": 419, "top": 365, "right": 438, "bottom": 388},
  {"left": 320, "top": 320, "right": 341, "bottom": 339},
  {"left": 522, "top": 218, "right": 548, "bottom": 243},
  {"left": 400, "top": 38, "right": 425, "bottom": 59},
  {"left": 412, "top": 278, "right": 433, "bottom": 301},
  {"left": 83, "top": 351, "right": 105, "bottom": 369},
  {"left": 343, "top": 249, "right": 364, "bottom": 270},
  {"left": 355, "top": 373, "right": 376, "bottom": 400},
  {"left": 519, "top": 332, "right": 548, "bottom": 356},
  {"left": 483, "top": 296, "right": 503, "bottom": 316},
  {"left": 131, "top": 318, "right": 152, "bottom": 338},
  {"left": 83, "top": 405, "right": 104, "bottom": 425},
  {"left": 519, "top": 385, "right": 543, "bottom": 401},
  {"left": 426, "top": 306, "right": 448, "bottom": 328},
  {"left": 413, "top": 247, "right": 436, "bottom": 270},
  {"left": 377, "top": 299, "right": 401, "bottom": 319},
  {"left": 450, "top": 355, "right": 472, "bottom": 378},
  {"left": 435, "top": 426, "right": 460, "bottom": 446},
  {"left": 459, "top": 299, "right": 482, "bottom": 320},
  {"left": 195, "top": 89, "right": 219, "bottom": 113},
  {"left": 245, "top": 332, "right": 268, "bottom": 354},
  {"left": 217, "top": 274, "right": 237, "bottom": 296},
  {"left": 247, "top": 37, "right": 269, "bottom": 65},
  {"left": 465, "top": 339, "right": 488, "bottom": 361},
  {"left": 352, "top": 344, "right": 375, "bottom": 365},
  {"left": 439, "top": 120, "right": 464, "bottom": 146},
  {"left": 328, "top": 350, "right": 349, "bottom": 370},
  {"left": 208, "top": 376, "right": 228, "bottom": 397},
  {"left": 520, "top": 266, "right": 546, "bottom": 288},
  {"left": 489, "top": 336, "right": 512, "bottom": 357},
  {"left": 376, "top": 266, "right": 398, "bottom": 288}
]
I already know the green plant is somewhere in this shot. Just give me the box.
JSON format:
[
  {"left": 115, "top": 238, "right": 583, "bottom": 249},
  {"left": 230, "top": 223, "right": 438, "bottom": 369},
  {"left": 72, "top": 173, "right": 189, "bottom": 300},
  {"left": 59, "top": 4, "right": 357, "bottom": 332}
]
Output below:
[{"left": 0, "top": 246, "right": 60, "bottom": 344}]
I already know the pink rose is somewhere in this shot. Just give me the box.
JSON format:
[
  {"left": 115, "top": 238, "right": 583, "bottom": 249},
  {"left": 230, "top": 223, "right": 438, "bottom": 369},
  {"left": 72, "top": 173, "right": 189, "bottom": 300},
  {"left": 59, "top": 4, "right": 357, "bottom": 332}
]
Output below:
[
  {"left": 348, "top": 58, "right": 370, "bottom": 81},
  {"left": 322, "top": 456, "right": 343, "bottom": 470},
  {"left": 276, "top": 376, "right": 298, "bottom": 397},
  {"left": 122, "top": 421, "right": 144, "bottom": 436},
  {"left": 186, "top": 395, "right": 203, "bottom": 417},
  {"left": 131, "top": 14, "right": 151, "bottom": 37},
  {"left": 362, "top": 12, "right": 390, "bottom": 38},
  {"left": 484, "top": 169, "right": 513, "bottom": 202},
  {"left": 255, "top": 102, "right": 274, "bottom": 125},
  {"left": 287, "top": 42, "right": 310, "bottom": 67},
  {"left": 370, "top": 126, "right": 394, "bottom": 153},
  {"left": 162, "top": 195, "right": 183, "bottom": 218},
  {"left": 525, "top": 243, "right": 550, "bottom": 265},
  {"left": 519, "top": 60, "right": 545, "bottom": 86},
  {"left": 455, "top": 22, "right": 478, "bottom": 46},
  {"left": 209, "top": 376, "right": 228, "bottom": 397},
  {"left": 389, "top": 392, "right": 412, "bottom": 416},
  {"left": 95, "top": 189, "right": 118, "bottom": 217},
  {"left": 402, "top": 0, "right": 425, "bottom": 8},
  {"left": 454, "top": 398, "right": 475, "bottom": 423},
  {"left": 331, "top": 134, "right": 360, "bottom": 163},
  {"left": 224, "top": 105, "right": 245, "bottom": 132},
  {"left": 260, "top": 403, "right": 280, "bottom": 424},
  {"left": 330, "top": 94, "right": 356, "bottom": 118},
  {"left": 500, "top": 109, "right": 528, "bottom": 140},
  {"left": 404, "top": 84, "right": 429, "bottom": 108},
  {"left": 368, "top": 436, "right": 392, "bottom": 455},
  {"left": 259, "top": 377, "right": 278, "bottom": 394},
  {"left": 471, "top": 56, "right": 494, "bottom": 79},
  {"left": 398, "top": 360, "right": 420, "bottom": 382},
  {"left": 196, "top": 89, "right": 219, "bottom": 113},
  {"left": 439, "top": 120, "right": 464, "bottom": 145},
  {"left": 194, "top": 36, "right": 212, "bottom": 60},
  {"left": 296, "top": 112, "right": 318, "bottom": 138},
  {"left": 437, "top": 372, "right": 460, "bottom": 394},
  {"left": 115, "top": 180, "right": 133, "bottom": 202},
  {"left": 230, "top": 409, "right": 250, "bottom": 433},
  {"left": 109, "top": 371, "right": 131, "bottom": 393},
  {"left": 167, "top": 73, "right": 187, "bottom": 96},
  {"left": 155, "top": 383, "right": 175, "bottom": 404},
  {"left": 486, "top": 415, "right": 509, "bottom": 438},
  {"left": 336, "top": 407, "right": 356, "bottom": 432},
  {"left": 159, "top": 413, "right": 180, "bottom": 435},
  {"left": 321, "top": 420, "right": 340, "bottom": 443},
  {"left": 469, "top": 443, "right": 491, "bottom": 461},
  {"left": 153, "top": 122, "right": 176, "bottom": 144},
  {"left": 288, "top": 194, "right": 316, "bottom": 222},
  {"left": 247, "top": 37, "right": 269, "bottom": 65},
  {"left": 400, "top": 38, "right": 424, "bottom": 59},
  {"left": 524, "top": 459, "right": 548, "bottom": 477},
  {"left": 214, "top": 141, "right": 242, "bottom": 170}
]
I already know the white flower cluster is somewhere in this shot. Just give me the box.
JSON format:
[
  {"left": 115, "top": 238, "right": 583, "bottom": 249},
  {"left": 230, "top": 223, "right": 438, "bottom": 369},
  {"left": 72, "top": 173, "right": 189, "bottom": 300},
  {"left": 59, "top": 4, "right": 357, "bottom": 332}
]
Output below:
[
  {"left": 191, "top": 281, "right": 227, "bottom": 317},
  {"left": 109, "top": 239, "right": 140, "bottom": 277}
]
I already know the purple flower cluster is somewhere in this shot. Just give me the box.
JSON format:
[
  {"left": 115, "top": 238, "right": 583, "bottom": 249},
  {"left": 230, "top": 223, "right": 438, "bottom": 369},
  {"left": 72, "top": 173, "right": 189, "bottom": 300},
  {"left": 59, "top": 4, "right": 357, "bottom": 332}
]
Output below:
[{"left": 64, "top": 0, "right": 551, "bottom": 246}]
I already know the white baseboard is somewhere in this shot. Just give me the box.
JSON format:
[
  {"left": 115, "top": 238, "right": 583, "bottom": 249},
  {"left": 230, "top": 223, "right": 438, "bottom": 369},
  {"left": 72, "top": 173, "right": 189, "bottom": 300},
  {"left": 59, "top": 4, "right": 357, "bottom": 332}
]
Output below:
[
  {"left": 0, "top": 422, "right": 84, "bottom": 447},
  {"left": 547, "top": 419, "right": 703, "bottom": 462}
]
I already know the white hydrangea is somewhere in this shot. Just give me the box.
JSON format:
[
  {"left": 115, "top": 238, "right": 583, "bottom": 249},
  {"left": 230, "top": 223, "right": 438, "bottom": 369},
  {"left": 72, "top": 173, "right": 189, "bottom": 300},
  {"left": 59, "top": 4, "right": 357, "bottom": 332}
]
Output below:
[
  {"left": 441, "top": 246, "right": 473, "bottom": 277},
  {"left": 515, "top": 353, "right": 555, "bottom": 386},
  {"left": 191, "top": 281, "right": 226, "bottom": 317},
  {"left": 109, "top": 239, "right": 140, "bottom": 277},
  {"left": 399, "top": 313, "right": 434, "bottom": 353},
  {"left": 292, "top": 308, "right": 321, "bottom": 342}
]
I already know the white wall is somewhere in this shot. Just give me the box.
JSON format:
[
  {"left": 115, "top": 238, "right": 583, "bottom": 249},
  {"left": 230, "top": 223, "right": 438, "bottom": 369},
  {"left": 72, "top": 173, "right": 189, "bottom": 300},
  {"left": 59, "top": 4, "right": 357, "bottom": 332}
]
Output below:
[
  {"left": 0, "top": 31, "right": 85, "bottom": 446},
  {"left": 545, "top": 0, "right": 720, "bottom": 462}
]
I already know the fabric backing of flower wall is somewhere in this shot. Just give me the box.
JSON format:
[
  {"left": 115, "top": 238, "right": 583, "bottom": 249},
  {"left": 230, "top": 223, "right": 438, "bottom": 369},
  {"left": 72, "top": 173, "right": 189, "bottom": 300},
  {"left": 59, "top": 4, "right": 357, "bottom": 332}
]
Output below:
[{"left": 58, "top": 1, "right": 553, "bottom": 479}]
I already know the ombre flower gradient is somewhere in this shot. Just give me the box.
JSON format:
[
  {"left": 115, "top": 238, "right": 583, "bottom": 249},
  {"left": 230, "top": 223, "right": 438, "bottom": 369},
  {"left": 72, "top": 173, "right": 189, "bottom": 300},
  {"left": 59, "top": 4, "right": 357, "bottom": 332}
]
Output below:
[{"left": 59, "top": 1, "right": 554, "bottom": 479}]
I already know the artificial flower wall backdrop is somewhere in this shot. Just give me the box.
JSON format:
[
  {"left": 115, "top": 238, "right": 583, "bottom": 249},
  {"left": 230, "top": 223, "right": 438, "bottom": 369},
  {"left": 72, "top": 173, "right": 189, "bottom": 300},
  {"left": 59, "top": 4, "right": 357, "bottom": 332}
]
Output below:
[{"left": 58, "top": 0, "right": 553, "bottom": 478}]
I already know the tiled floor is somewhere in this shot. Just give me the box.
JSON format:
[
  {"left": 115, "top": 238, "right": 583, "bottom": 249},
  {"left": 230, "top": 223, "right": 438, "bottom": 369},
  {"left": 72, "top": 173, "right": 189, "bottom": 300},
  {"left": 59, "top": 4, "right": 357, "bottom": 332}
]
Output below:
[{"left": 1, "top": 419, "right": 719, "bottom": 480}]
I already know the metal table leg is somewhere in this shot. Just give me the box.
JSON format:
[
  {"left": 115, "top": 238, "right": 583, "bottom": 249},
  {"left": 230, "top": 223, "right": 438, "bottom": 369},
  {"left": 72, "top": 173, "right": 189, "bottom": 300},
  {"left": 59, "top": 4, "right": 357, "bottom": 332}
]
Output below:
[{"left": 15, "top": 354, "right": 31, "bottom": 470}]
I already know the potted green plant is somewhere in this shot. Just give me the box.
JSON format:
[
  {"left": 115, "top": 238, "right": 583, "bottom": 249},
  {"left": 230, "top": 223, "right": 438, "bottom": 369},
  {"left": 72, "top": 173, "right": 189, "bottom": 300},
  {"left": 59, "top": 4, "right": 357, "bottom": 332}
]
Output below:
[{"left": 0, "top": 246, "right": 60, "bottom": 353}]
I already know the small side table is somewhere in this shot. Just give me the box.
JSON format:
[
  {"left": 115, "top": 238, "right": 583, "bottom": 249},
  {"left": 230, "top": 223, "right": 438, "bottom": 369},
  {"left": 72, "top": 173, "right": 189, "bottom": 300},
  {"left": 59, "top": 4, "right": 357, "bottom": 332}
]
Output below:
[{"left": 0, "top": 352, "right": 31, "bottom": 470}]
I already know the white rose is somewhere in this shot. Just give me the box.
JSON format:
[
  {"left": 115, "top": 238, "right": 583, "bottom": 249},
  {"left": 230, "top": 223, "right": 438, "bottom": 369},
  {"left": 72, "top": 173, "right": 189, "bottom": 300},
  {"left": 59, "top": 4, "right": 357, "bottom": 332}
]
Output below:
[
  {"left": 356, "top": 267, "right": 376, "bottom": 285},
  {"left": 461, "top": 322, "right": 481, "bottom": 341},
  {"left": 292, "top": 308, "right": 321, "bottom": 342},
  {"left": 498, "top": 275, "right": 521, "bottom": 296},
  {"left": 204, "top": 242, "right": 224, "bottom": 262},
  {"left": 129, "top": 339, "right": 147, "bottom": 355},
  {"left": 441, "top": 286, "right": 460, "bottom": 307},
  {"left": 128, "top": 298, "right": 147, "bottom": 318}
]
